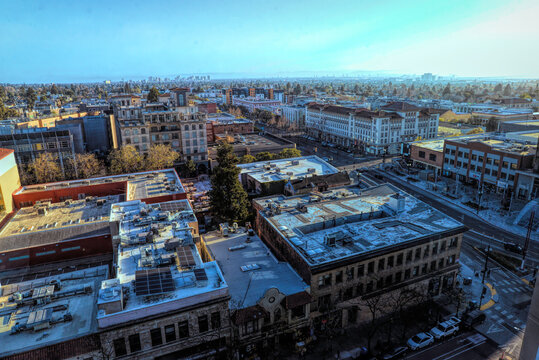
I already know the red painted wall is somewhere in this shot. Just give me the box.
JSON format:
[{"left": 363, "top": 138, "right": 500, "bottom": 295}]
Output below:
[
  {"left": 12, "top": 181, "right": 127, "bottom": 209},
  {"left": 0, "top": 234, "right": 112, "bottom": 270}
]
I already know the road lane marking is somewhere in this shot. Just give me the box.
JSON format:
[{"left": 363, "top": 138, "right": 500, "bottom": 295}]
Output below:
[
  {"left": 440, "top": 341, "right": 486, "bottom": 360},
  {"left": 501, "top": 310, "right": 508, "bottom": 315},
  {"left": 487, "top": 324, "right": 504, "bottom": 334}
]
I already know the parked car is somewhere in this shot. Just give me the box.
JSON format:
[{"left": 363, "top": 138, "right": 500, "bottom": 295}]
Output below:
[
  {"left": 407, "top": 332, "right": 434, "bottom": 350},
  {"left": 380, "top": 346, "right": 408, "bottom": 359},
  {"left": 461, "top": 310, "right": 486, "bottom": 329},
  {"left": 430, "top": 320, "right": 459, "bottom": 339},
  {"left": 504, "top": 242, "right": 523, "bottom": 254}
]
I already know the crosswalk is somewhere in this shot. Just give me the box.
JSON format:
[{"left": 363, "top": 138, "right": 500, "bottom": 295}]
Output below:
[
  {"left": 494, "top": 278, "right": 531, "bottom": 294},
  {"left": 484, "top": 305, "right": 526, "bottom": 331}
]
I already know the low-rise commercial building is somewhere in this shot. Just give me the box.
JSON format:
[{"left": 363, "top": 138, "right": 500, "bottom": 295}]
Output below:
[
  {"left": 237, "top": 156, "right": 339, "bottom": 195},
  {"left": 232, "top": 97, "right": 281, "bottom": 112},
  {"left": 253, "top": 185, "right": 466, "bottom": 328}
]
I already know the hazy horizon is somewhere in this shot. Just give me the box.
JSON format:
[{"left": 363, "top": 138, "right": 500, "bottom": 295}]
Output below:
[{"left": 2, "top": 0, "right": 539, "bottom": 83}]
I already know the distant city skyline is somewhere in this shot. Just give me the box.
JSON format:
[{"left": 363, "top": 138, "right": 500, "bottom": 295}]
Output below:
[{"left": 1, "top": 0, "right": 538, "bottom": 83}]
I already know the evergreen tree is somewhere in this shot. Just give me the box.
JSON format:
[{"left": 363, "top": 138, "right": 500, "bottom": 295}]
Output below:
[
  {"left": 209, "top": 143, "right": 250, "bottom": 223},
  {"left": 503, "top": 84, "right": 512, "bottom": 97},
  {"left": 442, "top": 83, "right": 451, "bottom": 97},
  {"left": 25, "top": 87, "right": 37, "bottom": 110},
  {"left": 494, "top": 83, "right": 503, "bottom": 93},
  {"left": 147, "top": 86, "right": 160, "bottom": 103}
]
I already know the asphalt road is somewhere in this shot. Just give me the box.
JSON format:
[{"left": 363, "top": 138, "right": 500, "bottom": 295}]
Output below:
[{"left": 405, "top": 332, "right": 504, "bottom": 360}]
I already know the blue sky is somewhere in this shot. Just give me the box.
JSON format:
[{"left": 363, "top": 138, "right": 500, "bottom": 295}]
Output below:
[{"left": 1, "top": 0, "right": 538, "bottom": 83}]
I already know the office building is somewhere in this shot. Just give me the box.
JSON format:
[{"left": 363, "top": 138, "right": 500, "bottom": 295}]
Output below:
[{"left": 253, "top": 184, "right": 466, "bottom": 328}]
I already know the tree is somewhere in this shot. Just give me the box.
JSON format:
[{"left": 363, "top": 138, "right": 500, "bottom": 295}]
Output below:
[
  {"left": 50, "top": 84, "right": 59, "bottom": 95},
  {"left": 30, "top": 153, "right": 63, "bottom": 183},
  {"left": 503, "top": 83, "right": 512, "bottom": 96},
  {"left": 486, "top": 117, "right": 499, "bottom": 132},
  {"left": 183, "top": 159, "right": 197, "bottom": 177},
  {"left": 239, "top": 154, "right": 256, "bottom": 164},
  {"left": 145, "top": 144, "right": 179, "bottom": 170},
  {"left": 209, "top": 143, "right": 250, "bottom": 223},
  {"left": 108, "top": 145, "right": 143, "bottom": 174},
  {"left": 277, "top": 148, "right": 301, "bottom": 159},
  {"left": 69, "top": 153, "right": 105, "bottom": 179},
  {"left": 494, "top": 83, "right": 503, "bottom": 93},
  {"left": 25, "top": 87, "right": 37, "bottom": 110},
  {"left": 255, "top": 152, "right": 274, "bottom": 161},
  {"left": 442, "top": 83, "right": 451, "bottom": 97},
  {"left": 147, "top": 86, "right": 159, "bottom": 103}
]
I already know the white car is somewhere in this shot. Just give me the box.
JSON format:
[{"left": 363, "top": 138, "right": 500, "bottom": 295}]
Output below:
[
  {"left": 430, "top": 320, "right": 459, "bottom": 339},
  {"left": 407, "top": 332, "right": 434, "bottom": 350}
]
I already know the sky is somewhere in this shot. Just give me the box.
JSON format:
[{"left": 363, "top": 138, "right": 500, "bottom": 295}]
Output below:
[{"left": 1, "top": 0, "right": 538, "bottom": 83}]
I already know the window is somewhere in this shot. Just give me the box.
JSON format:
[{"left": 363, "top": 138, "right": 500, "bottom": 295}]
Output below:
[
  {"left": 429, "top": 154, "right": 436, "bottom": 161},
  {"left": 113, "top": 338, "right": 127, "bottom": 357},
  {"left": 422, "top": 263, "right": 428, "bottom": 274},
  {"left": 211, "top": 311, "right": 221, "bottom": 329},
  {"left": 438, "top": 258, "right": 445, "bottom": 268},
  {"left": 447, "top": 255, "right": 456, "bottom": 265},
  {"left": 449, "top": 237, "right": 458, "bottom": 248},
  {"left": 368, "top": 261, "right": 374, "bottom": 274},
  {"left": 378, "top": 258, "right": 385, "bottom": 271},
  {"left": 357, "top": 283, "right": 364, "bottom": 295},
  {"left": 415, "top": 248, "right": 421, "bottom": 261},
  {"left": 150, "top": 328, "right": 162, "bottom": 347},
  {"left": 385, "top": 275, "right": 393, "bottom": 286},
  {"left": 198, "top": 315, "right": 209, "bottom": 333},
  {"left": 318, "top": 274, "right": 332, "bottom": 288},
  {"left": 61, "top": 246, "right": 81, "bottom": 252},
  {"left": 430, "top": 261, "right": 436, "bottom": 271},
  {"left": 164, "top": 324, "right": 176, "bottom": 343},
  {"left": 472, "top": 154, "right": 477, "bottom": 161},
  {"left": 36, "top": 251, "right": 56, "bottom": 256},
  {"left": 502, "top": 161, "right": 509, "bottom": 168},
  {"left": 358, "top": 264, "right": 365, "bottom": 277},
  {"left": 396, "top": 253, "right": 403, "bottom": 266},
  {"left": 335, "top": 271, "right": 343, "bottom": 284},
  {"left": 387, "top": 256, "right": 394, "bottom": 268},
  {"left": 9, "top": 255, "right": 29, "bottom": 261},
  {"left": 395, "top": 271, "right": 402, "bottom": 282},
  {"left": 128, "top": 334, "right": 141, "bottom": 353},
  {"left": 432, "top": 243, "right": 438, "bottom": 255},
  {"left": 423, "top": 245, "right": 430, "bottom": 258},
  {"left": 366, "top": 281, "right": 373, "bottom": 292},
  {"left": 404, "top": 269, "right": 411, "bottom": 280},
  {"left": 419, "top": 151, "right": 426, "bottom": 158},
  {"left": 412, "top": 266, "right": 419, "bottom": 277},
  {"left": 346, "top": 267, "right": 354, "bottom": 280},
  {"left": 458, "top": 151, "right": 463, "bottom": 158},
  {"left": 406, "top": 250, "right": 412, "bottom": 264},
  {"left": 440, "top": 240, "right": 446, "bottom": 252},
  {"left": 178, "top": 320, "right": 189, "bottom": 338}
]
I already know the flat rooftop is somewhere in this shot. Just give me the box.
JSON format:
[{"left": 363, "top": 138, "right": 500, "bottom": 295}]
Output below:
[
  {"left": 222, "top": 133, "right": 291, "bottom": 149},
  {"left": 15, "top": 169, "right": 184, "bottom": 198},
  {"left": 253, "top": 185, "right": 464, "bottom": 267},
  {"left": 0, "top": 195, "right": 119, "bottom": 251},
  {"left": 411, "top": 139, "right": 445, "bottom": 152},
  {"left": 449, "top": 133, "right": 537, "bottom": 155},
  {"left": 238, "top": 155, "right": 339, "bottom": 183},
  {"left": 204, "top": 229, "right": 308, "bottom": 309},
  {"left": 98, "top": 199, "right": 228, "bottom": 327},
  {"left": 0, "top": 265, "right": 107, "bottom": 357}
]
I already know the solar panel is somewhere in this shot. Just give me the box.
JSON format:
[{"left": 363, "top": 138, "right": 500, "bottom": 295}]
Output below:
[
  {"left": 176, "top": 246, "right": 196, "bottom": 268},
  {"left": 193, "top": 268, "right": 208, "bottom": 281},
  {"left": 135, "top": 268, "right": 175, "bottom": 296}
]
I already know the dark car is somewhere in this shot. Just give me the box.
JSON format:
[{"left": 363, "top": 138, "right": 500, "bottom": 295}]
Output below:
[
  {"left": 504, "top": 242, "right": 523, "bottom": 254},
  {"left": 380, "top": 346, "right": 407, "bottom": 359},
  {"left": 461, "top": 310, "right": 486, "bottom": 329}
]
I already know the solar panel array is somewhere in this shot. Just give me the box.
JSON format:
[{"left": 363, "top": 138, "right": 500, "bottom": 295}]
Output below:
[
  {"left": 177, "top": 246, "right": 196, "bottom": 267},
  {"left": 193, "top": 268, "right": 208, "bottom": 281},
  {"left": 160, "top": 201, "right": 188, "bottom": 213},
  {"left": 135, "top": 268, "right": 175, "bottom": 296}
]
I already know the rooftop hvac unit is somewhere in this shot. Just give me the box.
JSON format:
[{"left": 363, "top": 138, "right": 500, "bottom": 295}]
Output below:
[
  {"left": 307, "top": 168, "right": 316, "bottom": 173},
  {"left": 325, "top": 235, "right": 336, "bottom": 247},
  {"left": 291, "top": 160, "right": 300, "bottom": 166},
  {"left": 37, "top": 207, "right": 47, "bottom": 216}
]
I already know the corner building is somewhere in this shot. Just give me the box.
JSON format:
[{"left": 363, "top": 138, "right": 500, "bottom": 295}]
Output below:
[{"left": 253, "top": 184, "right": 466, "bottom": 328}]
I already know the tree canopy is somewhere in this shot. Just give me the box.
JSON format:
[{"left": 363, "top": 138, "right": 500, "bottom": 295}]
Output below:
[
  {"left": 145, "top": 144, "right": 179, "bottom": 170},
  {"left": 108, "top": 145, "right": 143, "bottom": 174},
  {"left": 29, "top": 153, "right": 63, "bottom": 184},
  {"left": 147, "top": 86, "right": 159, "bottom": 103},
  {"left": 209, "top": 143, "right": 250, "bottom": 223}
]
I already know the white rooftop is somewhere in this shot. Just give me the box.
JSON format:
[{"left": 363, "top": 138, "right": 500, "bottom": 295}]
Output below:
[
  {"left": 238, "top": 155, "right": 339, "bottom": 183},
  {"left": 254, "top": 185, "right": 464, "bottom": 266},
  {"left": 98, "top": 199, "right": 228, "bottom": 328}
]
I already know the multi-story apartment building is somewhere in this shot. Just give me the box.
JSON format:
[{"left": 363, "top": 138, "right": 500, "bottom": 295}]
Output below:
[
  {"left": 253, "top": 184, "right": 466, "bottom": 328},
  {"left": 143, "top": 107, "right": 208, "bottom": 163},
  {"left": 442, "top": 134, "right": 536, "bottom": 192},
  {"left": 232, "top": 97, "right": 281, "bottom": 112},
  {"left": 281, "top": 105, "right": 306, "bottom": 129},
  {"left": 305, "top": 102, "right": 439, "bottom": 155}
]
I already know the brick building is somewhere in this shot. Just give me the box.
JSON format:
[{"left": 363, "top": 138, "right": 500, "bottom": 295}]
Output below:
[{"left": 253, "top": 184, "right": 466, "bottom": 328}]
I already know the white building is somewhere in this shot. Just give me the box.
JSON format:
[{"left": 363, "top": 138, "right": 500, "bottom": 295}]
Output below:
[
  {"left": 281, "top": 105, "right": 305, "bottom": 129},
  {"left": 305, "top": 102, "right": 439, "bottom": 155}
]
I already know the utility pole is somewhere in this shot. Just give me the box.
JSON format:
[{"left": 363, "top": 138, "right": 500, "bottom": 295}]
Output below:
[
  {"left": 477, "top": 180, "right": 483, "bottom": 215},
  {"left": 521, "top": 211, "right": 535, "bottom": 270},
  {"left": 479, "top": 245, "right": 490, "bottom": 309}
]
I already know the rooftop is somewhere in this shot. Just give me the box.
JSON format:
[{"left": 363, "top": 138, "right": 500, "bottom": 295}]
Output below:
[
  {"left": 238, "top": 155, "right": 339, "bottom": 183},
  {"left": 204, "top": 229, "right": 309, "bottom": 308},
  {"left": 447, "top": 132, "right": 537, "bottom": 155},
  {"left": 253, "top": 185, "right": 464, "bottom": 267},
  {"left": 0, "top": 195, "right": 119, "bottom": 251},
  {"left": 15, "top": 169, "right": 184, "bottom": 198},
  {"left": 0, "top": 265, "right": 107, "bottom": 357},
  {"left": 98, "top": 199, "right": 228, "bottom": 328}
]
